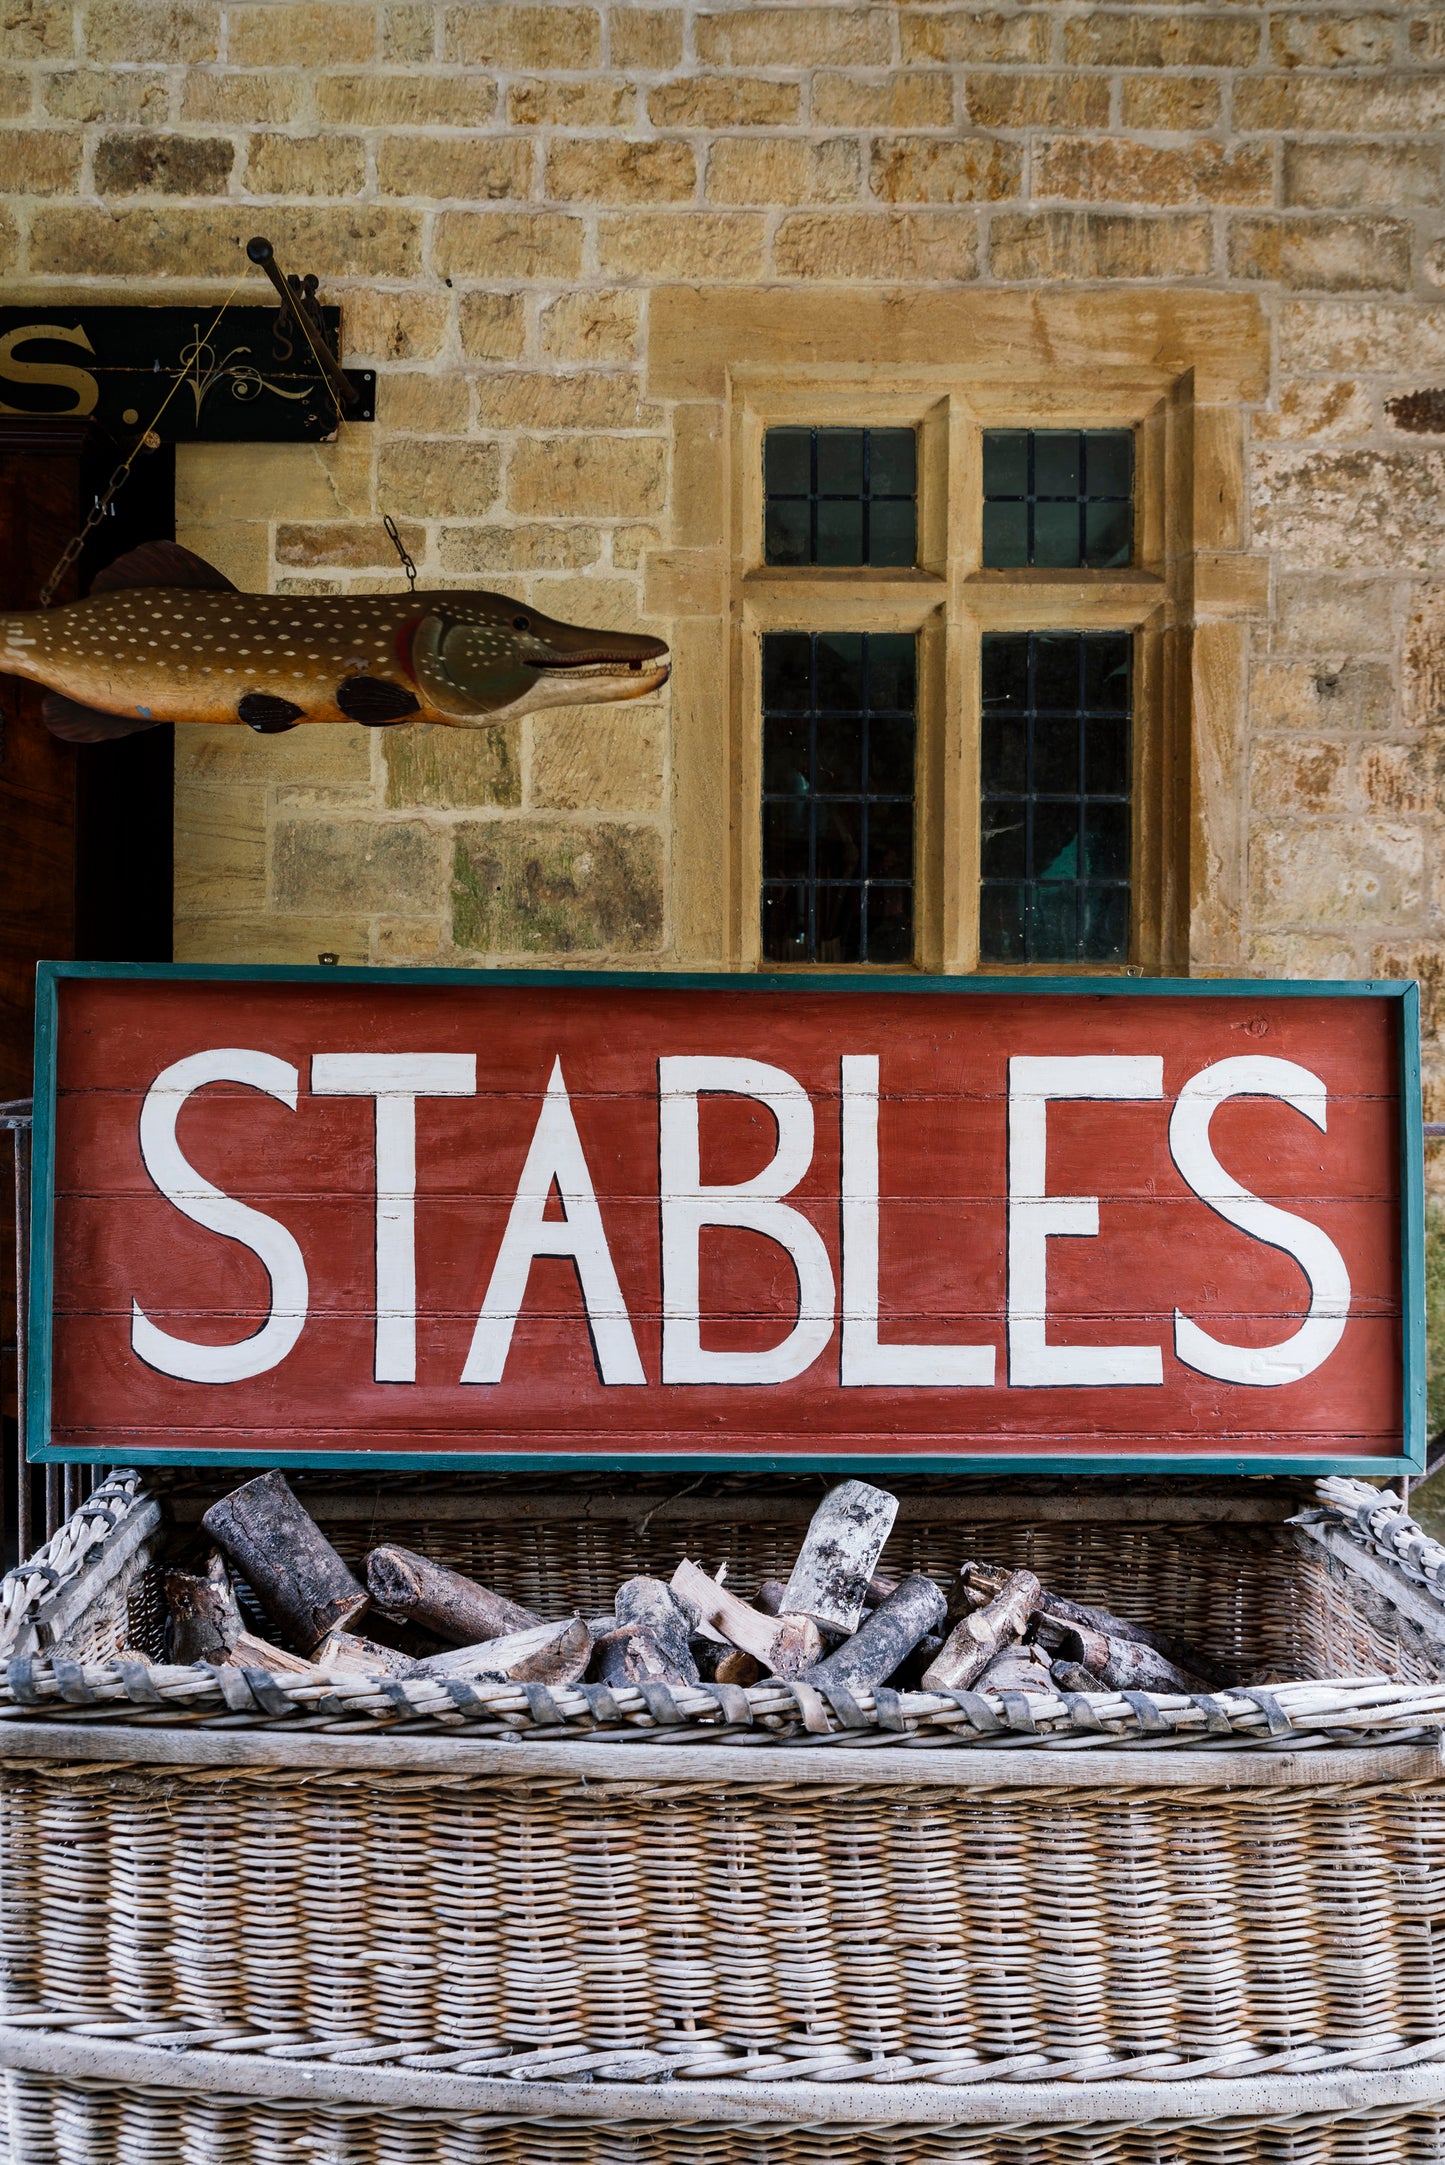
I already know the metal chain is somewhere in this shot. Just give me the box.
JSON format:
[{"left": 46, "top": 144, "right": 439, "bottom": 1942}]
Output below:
[
  {"left": 383, "top": 513, "right": 418, "bottom": 593},
  {"left": 38, "top": 449, "right": 147, "bottom": 609}
]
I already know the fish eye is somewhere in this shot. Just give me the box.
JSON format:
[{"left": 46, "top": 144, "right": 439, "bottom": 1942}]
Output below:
[{"left": 512, "top": 614, "right": 529, "bottom": 631}]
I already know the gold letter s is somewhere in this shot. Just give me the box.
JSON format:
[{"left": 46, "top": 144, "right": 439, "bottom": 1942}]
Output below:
[{"left": 0, "top": 323, "right": 99, "bottom": 417}]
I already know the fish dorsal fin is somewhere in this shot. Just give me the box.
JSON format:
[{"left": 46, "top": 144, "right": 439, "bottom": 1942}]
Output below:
[{"left": 89, "top": 541, "right": 237, "bottom": 597}]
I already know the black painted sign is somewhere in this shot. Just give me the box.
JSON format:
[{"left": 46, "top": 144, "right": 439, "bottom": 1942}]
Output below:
[{"left": 0, "top": 309, "right": 375, "bottom": 441}]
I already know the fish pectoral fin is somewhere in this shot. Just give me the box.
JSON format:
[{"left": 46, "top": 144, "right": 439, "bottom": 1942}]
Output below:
[
  {"left": 336, "top": 676, "right": 420, "bottom": 725},
  {"left": 42, "top": 692, "right": 163, "bottom": 743},
  {"left": 89, "top": 541, "right": 238, "bottom": 596},
  {"left": 238, "top": 692, "right": 303, "bottom": 733}
]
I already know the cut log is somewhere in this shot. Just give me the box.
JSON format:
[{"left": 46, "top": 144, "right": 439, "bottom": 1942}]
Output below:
[
  {"left": 753, "top": 1580, "right": 787, "bottom": 1618},
  {"left": 923, "top": 1568, "right": 1041, "bottom": 1692},
  {"left": 1055, "top": 1626, "right": 1206, "bottom": 1693},
  {"left": 614, "top": 1576, "right": 699, "bottom": 1684},
  {"left": 202, "top": 1472, "right": 368, "bottom": 1653},
  {"left": 417, "top": 1616, "right": 591, "bottom": 1684},
  {"left": 317, "top": 1628, "right": 417, "bottom": 1679},
  {"left": 975, "top": 1641, "right": 1055, "bottom": 1695},
  {"left": 222, "top": 1629, "right": 316, "bottom": 1677},
  {"left": 165, "top": 1549, "right": 243, "bottom": 1664},
  {"left": 956, "top": 1562, "right": 1151, "bottom": 1646},
  {"left": 864, "top": 1573, "right": 900, "bottom": 1609},
  {"left": 365, "top": 1544, "right": 540, "bottom": 1646},
  {"left": 781, "top": 1480, "right": 899, "bottom": 1635},
  {"left": 594, "top": 1622, "right": 699, "bottom": 1687},
  {"left": 715, "top": 1647, "right": 762, "bottom": 1687},
  {"left": 803, "top": 1574, "right": 947, "bottom": 1695},
  {"left": 671, "top": 1558, "right": 822, "bottom": 1679}
]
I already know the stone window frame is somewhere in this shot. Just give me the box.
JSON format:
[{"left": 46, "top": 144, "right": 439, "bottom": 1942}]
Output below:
[{"left": 646, "top": 290, "right": 1268, "bottom": 978}]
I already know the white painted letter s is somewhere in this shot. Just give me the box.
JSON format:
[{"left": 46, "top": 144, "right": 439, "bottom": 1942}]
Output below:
[
  {"left": 1170, "top": 1055, "right": 1350, "bottom": 1386},
  {"left": 131, "top": 1048, "right": 309, "bottom": 1384}
]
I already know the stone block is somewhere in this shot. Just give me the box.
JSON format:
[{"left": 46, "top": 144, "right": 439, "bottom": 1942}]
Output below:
[
  {"left": 0, "top": 126, "right": 80, "bottom": 190},
  {"left": 711, "top": 136, "right": 861, "bottom": 204},
  {"left": 1229, "top": 214, "right": 1411, "bottom": 293},
  {"left": 458, "top": 290, "right": 528, "bottom": 360},
  {"left": 1359, "top": 736, "right": 1445, "bottom": 816},
  {"left": 229, "top": 1, "right": 376, "bottom": 64},
  {"left": 383, "top": 724, "right": 520, "bottom": 809},
  {"left": 1252, "top": 379, "right": 1374, "bottom": 441},
  {"left": 670, "top": 402, "right": 723, "bottom": 547},
  {"left": 1414, "top": 12, "right": 1445, "bottom": 61},
  {"left": 1234, "top": 75, "right": 1445, "bottom": 133},
  {"left": 316, "top": 73, "right": 496, "bottom": 126},
  {"left": 1246, "top": 932, "right": 1358, "bottom": 978},
  {"left": 1274, "top": 573, "right": 1400, "bottom": 658},
  {"left": 445, "top": 5, "right": 601, "bottom": 68},
  {"left": 990, "top": 210, "right": 1211, "bottom": 280},
  {"left": 870, "top": 135, "right": 1020, "bottom": 204},
  {"left": 1035, "top": 138, "right": 1270, "bottom": 207},
  {"left": 1251, "top": 658, "right": 1395, "bottom": 732},
  {"left": 643, "top": 548, "right": 724, "bottom": 616},
  {"left": 1406, "top": 584, "right": 1445, "bottom": 727},
  {"left": 474, "top": 371, "right": 650, "bottom": 430},
  {"left": 33, "top": 202, "right": 421, "bottom": 278},
  {"left": 176, "top": 437, "right": 371, "bottom": 524},
  {"left": 373, "top": 918, "right": 448, "bottom": 961},
  {"left": 244, "top": 133, "right": 365, "bottom": 198},
  {"left": 1386, "top": 391, "right": 1445, "bottom": 438},
  {"left": 610, "top": 6, "right": 681, "bottom": 68},
  {"left": 377, "top": 372, "right": 470, "bottom": 434},
  {"left": 1249, "top": 820, "right": 1423, "bottom": 926},
  {"left": 530, "top": 707, "right": 664, "bottom": 811},
  {"left": 966, "top": 74, "right": 1109, "bottom": 128},
  {"left": 1270, "top": 11, "right": 1394, "bottom": 67},
  {"left": 1118, "top": 76, "right": 1221, "bottom": 130},
  {"left": 175, "top": 915, "right": 371, "bottom": 965},
  {"left": 649, "top": 75, "right": 799, "bottom": 126},
  {"left": 173, "top": 783, "right": 267, "bottom": 916},
  {"left": 545, "top": 137, "right": 695, "bottom": 202},
  {"left": 377, "top": 135, "right": 530, "bottom": 200},
  {"left": 610, "top": 522, "right": 662, "bottom": 569},
  {"left": 1249, "top": 738, "right": 1352, "bottom": 815},
  {"left": 523, "top": 575, "right": 647, "bottom": 630},
  {"left": 775, "top": 208, "right": 979, "bottom": 279},
  {"left": 81, "top": 0, "right": 216, "bottom": 61},
  {"left": 1063, "top": 12, "right": 1258, "bottom": 67},
  {"left": 273, "top": 817, "right": 443, "bottom": 914},
  {"left": 175, "top": 722, "right": 373, "bottom": 788},
  {"left": 540, "top": 288, "right": 641, "bottom": 361},
  {"left": 698, "top": 5, "right": 889, "bottom": 65},
  {"left": 901, "top": 10, "right": 1047, "bottom": 62},
  {"left": 509, "top": 77, "right": 634, "bottom": 126},
  {"left": 0, "top": 206, "right": 23, "bottom": 272},
  {"left": 276, "top": 519, "right": 426, "bottom": 569},
  {"left": 377, "top": 440, "right": 501, "bottom": 519},
  {"left": 508, "top": 435, "right": 665, "bottom": 518},
  {"left": 451, "top": 819, "right": 664, "bottom": 953},
  {"left": 0, "top": 0, "right": 71, "bottom": 55},
  {"left": 1278, "top": 299, "right": 1417, "bottom": 371},
  {"left": 180, "top": 70, "right": 301, "bottom": 122},
  {"left": 1253, "top": 447, "right": 1445, "bottom": 571},
  {"left": 173, "top": 518, "right": 270, "bottom": 591},
  {"left": 382, "top": 3, "right": 432, "bottom": 61},
  {"left": 1283, "top": 141, "right": 1443, "bottom": 210},
  {"left": 596, "top": 209, "right": 765, "bottom": 279},
  {"left": 341, "top": 289, "right": 449, "bottom": 362},
  {"left": 815, "top": 72, "right": 954, "bottom": 128},
  {"left": 435, "top": 210, "right": 583, "bottom": 281},
  {"left": 48, "top": 66, "right": 169, "bottom": 120},
  {"left": 438, "top": 523, "right": 602, "bottom": 573},
  {"left": 0, "top": 68, "right": 29, "bottom": 113},
  {"left": 1371, "top": 943, "right": 1445, "bottom": 1037}
]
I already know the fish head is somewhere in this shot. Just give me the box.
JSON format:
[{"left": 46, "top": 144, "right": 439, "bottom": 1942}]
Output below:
[{"left": 405, "top": 595, "right": 670, "bottom": 723}]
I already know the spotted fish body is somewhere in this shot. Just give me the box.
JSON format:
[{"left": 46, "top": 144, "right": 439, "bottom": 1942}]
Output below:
[{"left": 0, "top": 542, "right": 670, "bottom": 740}]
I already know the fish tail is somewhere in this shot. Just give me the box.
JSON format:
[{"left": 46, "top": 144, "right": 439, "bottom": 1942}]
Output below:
[{"left": 0, "top": 611, "right": 43, "bottom": 676}]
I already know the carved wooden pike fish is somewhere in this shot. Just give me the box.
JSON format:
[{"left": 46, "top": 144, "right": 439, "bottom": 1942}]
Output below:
[{"left": 0, "top": 541, "right": 671, "bottom": 741}]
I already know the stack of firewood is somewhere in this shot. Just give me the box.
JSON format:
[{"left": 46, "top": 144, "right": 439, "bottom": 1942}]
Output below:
[{"left": 162, "top": 1472, "right": 1221, "bottom": 1697}]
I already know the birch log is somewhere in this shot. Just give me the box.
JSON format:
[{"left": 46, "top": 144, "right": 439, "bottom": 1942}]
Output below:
[
  {"left": 417, "top": 1616, "right": 591, "bottom": 1684},
  {"left": 1055, "top": 1627, "right": 1207, "bottom": 1692},
  {"left": 202, "top": 1472, "right": 368, "bottom": 1653},
  {"left": 803, "top": 1574, "right": 946, "bottom": 1694},
  {"left": 923, "top": 1569, "right": 1041, "bottom": 1692},
  {"left": 222, "top": 1629, "right": 316, "bottom": 1677},
  {"left": 976, "top": 1641, "right": 1055, "bottom": 1694},
  {"left": 366, "top": 1545, "right": 540, "bottom": 1645},
  {"left": 612, "top": 1577, "right": 699, "bottom": 1684},
  {"left": 780, "top": 1480, "right": 899, "bottom": 1635},
  {"left": 317, "top": 1628, "right": 418, "bottom": 1678},
  {"left": 671, "top": 1559, "right": 823, "bottom": 1679}
]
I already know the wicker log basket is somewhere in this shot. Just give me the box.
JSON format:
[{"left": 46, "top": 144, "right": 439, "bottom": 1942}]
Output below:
[{"left": 6, "top": 1467, "right": 1445, "bottom": 2165}]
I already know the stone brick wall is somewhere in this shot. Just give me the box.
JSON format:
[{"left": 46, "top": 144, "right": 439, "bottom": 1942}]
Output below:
[{"left": 1, "top": 0, "right": 1443, "bottom": 1080}]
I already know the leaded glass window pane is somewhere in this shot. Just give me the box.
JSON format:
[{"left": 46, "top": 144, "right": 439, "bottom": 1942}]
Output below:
[
  {"left": 981, "top": 430, "right": 1134, "bottom": 570},
  {"left": 761, "top": 630, "right": 916, "bottom": 964},
  {"left": 979, "top": 630, "right": 1132, "bottom": 963},
  {"left": 764, "top": 428, "right": 918, "bottom": 568}
]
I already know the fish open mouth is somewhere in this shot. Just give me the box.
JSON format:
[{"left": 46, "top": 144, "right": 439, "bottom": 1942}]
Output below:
[{"left": 533, "top": 653, "right": 667, "bottom": 677}]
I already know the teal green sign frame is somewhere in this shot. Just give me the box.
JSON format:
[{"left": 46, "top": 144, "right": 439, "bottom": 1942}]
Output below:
[{"left": 26, "top": 961, "right": 1426, "bottom": 1477}]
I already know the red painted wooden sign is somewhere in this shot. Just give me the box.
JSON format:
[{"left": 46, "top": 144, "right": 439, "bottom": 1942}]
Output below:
[{"left": 32, "top": 966, "right": 1423, "bottom": 1473}]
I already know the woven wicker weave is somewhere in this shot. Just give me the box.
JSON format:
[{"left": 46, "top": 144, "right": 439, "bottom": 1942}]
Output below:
[{"left": 5, "top": 1472, "right": 1445, "bottom": 2160}]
